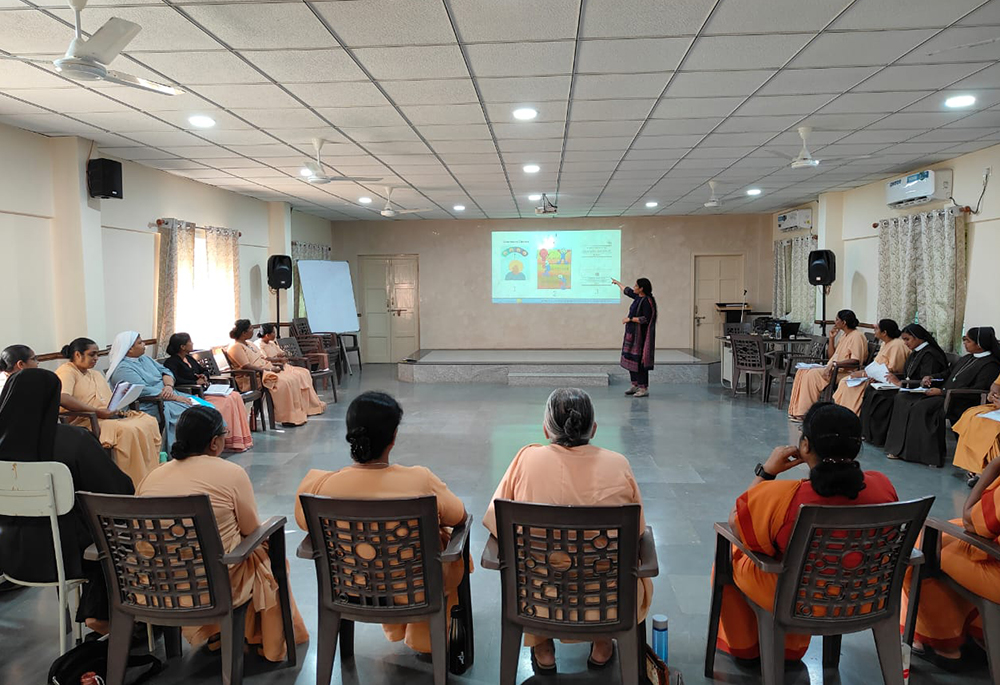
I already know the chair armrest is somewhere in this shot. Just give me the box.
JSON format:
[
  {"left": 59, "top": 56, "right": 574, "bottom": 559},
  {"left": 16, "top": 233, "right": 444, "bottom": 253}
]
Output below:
[
  {"left": 296, "top": 535, "right": 317, "bottom": 560},
  {"left": 442, "top": 512, "right": 472, "bottom": 563},
  {"left": 714, "top": 522, "right": 784, "bottom": 574},
  {"left": 925, "top": 517, "right": 1000, "bottom": 560},
  {"left": 224, "top": 368, "right": 261, "bottom": 391},
  {"left": 638, "top": 526, "right": 659, "bottom": 578},
  {"left": 900, "top": 379, "right": 922, "bottom": 388},
  {"left": 944, "top": 388, "right": 989, "bottom": 414},
  {"left": 222, "top": 516, "right": 286, "bottom": 565},
  {"left": 481, "top": 535, "right": 500, "bottom": 571},
  {"left": 908, "top": 548, "right": 924, "bottom": 566},
  {"left": 832, "top": 359, "right": 860, "bottom": 371},
  {"left": 83, "top": 543, "right": 103, "bottom": 562},
  {"left": 60, "top": 410, "right": 101, "bottom": 436},
  {"left": 174, "top": 384, "right": 204, "bottom": 397}
]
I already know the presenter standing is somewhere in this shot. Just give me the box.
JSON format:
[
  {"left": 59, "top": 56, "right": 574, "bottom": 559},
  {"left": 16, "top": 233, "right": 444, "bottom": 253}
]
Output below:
[{"left": 612, "top": 278, "right": 658, "bottom": 397}]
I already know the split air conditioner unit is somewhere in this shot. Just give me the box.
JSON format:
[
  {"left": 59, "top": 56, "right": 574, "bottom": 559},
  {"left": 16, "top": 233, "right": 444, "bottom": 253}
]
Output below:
[
  {"left": 886, "top": 169, "right": 952, "bottom": 209},
  {"left": 777, "top": 208, "right": 812, "bottom": 232}
]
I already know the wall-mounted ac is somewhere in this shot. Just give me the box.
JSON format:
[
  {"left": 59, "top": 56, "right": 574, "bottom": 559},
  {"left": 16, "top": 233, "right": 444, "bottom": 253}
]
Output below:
[
  {"left": 886, "top": 169, "right": 952, "bottom": 209},
  {"left": 777, "top": 208, "right": 813, "bottom": 232}
]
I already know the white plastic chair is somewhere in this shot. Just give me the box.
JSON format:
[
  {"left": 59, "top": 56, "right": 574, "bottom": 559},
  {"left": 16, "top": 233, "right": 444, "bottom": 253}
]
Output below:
[{"left": 0, "top": 460, "right": 86, "bottom": 654}]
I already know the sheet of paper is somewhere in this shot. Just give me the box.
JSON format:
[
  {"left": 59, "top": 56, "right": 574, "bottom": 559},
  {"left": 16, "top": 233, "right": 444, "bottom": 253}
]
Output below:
[
  {"left": 204, "top": 384, "right": 233, "bottom": 396},
  {"left": 870, "top": 382, "right": 900, "bottom": 391},
  {"left": 845, "top": 377, "right": 869, "bottom": 387},
  {"left": 108, "top": 382, "right": 144, "bottom": 411},
  {"left": 978, "top": 409, "right": 1000, "bottom": 423},
  {"left": 795, "top": 363, "right": 824, "bottom": 370},
  {"left": 865, "top": 361, "right": 889, "bottom": 384},
  {"left": 900, "top": 387, "right": 929, "bottom": 394}
]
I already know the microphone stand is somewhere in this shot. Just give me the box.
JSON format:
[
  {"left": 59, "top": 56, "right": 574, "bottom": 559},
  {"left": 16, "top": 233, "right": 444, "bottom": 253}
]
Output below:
[{"left": 740, "top": 289, "right": 748, "bottom": 325}]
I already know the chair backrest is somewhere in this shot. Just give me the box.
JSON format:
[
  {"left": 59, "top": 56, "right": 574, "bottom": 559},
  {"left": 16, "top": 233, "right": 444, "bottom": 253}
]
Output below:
[
  {"left": 214, "top": 347, "right": 234, "bottom": 372},
  {"left": 277, "top": 337, "right": 304, "bottom": 358},
  {"left": 946, "top": 351, "right": 960, "bottom": 366},
  {"left": 864, "top": 334, "right": 880, "bottom": 366},
  {"left": 190, "top": 349, "right": 221, "bottom": 375},
  {"left": 773, "top": 496, "right": 934, "bottom": 634},
  {"left": 299, "top": 494, "right": 445, "bottom": 620},
  {"left": 730, "top": 334, "right": 767, "bottom": 372},
  {"left": 291, "top": 318, "right": 313, "bottom": 337},
  {"left": 77, "top": 492, "right": 234, "bottom": 622},
  {"left": 0, "top": 460, "right": 75, "bottom": 517},
  {"left": 724, "top": 323, "right": 752, "bottom": 338},
  {"left": 493, "top": 499, "right": 641, "bottom": 637}
]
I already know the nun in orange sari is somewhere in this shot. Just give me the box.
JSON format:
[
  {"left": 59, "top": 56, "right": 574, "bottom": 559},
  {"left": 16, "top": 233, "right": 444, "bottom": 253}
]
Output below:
[
  {"left": 833, "top": 319, "right": 909, "bottom": 415},
  {"left": 788, "top": 310, "right": 867, "bottom": 421},
  {"left": 951, "top": 373, "right": 1000, "bottom": 484},
  {"left": 716, "top": 403, "right": 898, "bottom": 662},
  {"left": 902, "top": 455, "right": 1000, "bottom": 670},
  {"left": 254, "top": 324, "right": 326, "bottom": 415}
]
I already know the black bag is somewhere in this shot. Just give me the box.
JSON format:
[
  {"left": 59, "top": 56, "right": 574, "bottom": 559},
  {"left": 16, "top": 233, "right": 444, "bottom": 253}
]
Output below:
[
  {"left": 48, "top": 639, "right": 162, "bottom": 685},
  {"left": 448, "top": 603, "right": 473, "bottom": 675}
]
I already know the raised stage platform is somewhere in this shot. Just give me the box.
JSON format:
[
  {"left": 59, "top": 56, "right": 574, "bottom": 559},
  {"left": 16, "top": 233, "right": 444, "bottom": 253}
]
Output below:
[{"left": 397, "top": 349, "right": 720, "bottom": 385}]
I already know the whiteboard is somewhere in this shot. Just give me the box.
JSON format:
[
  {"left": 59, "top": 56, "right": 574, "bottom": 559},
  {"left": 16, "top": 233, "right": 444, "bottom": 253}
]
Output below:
[{"left": 297, "top": 260, "right": 360, "bottom": 333}]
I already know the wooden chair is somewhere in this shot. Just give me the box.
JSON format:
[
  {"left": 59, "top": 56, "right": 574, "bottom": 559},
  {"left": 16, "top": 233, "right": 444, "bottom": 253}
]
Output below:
[
  {"left": 0, "top": 460, "right": 86, "bottom": 655},
  {"left": 480, "top": 500, "right": 659, "bottom": 685},
  {"left": 705, "top": 497, "right": 934, "bottom": 685},
  {"left": 339, "top": 332, "right": 362, "bottom": 376},
  {"left": 78, "top": 492, "right": 297, "bottom": 685},
  {"left": 730, "top": 334, "right": 772, "bottom": 401},
  {"left": 904, "top": 517, "right": 1000, "bottom": 683},
  {"left": 277, "top": 337, "right": 337, "bottom": 403},
  {"left": 292, "top": 318, "right": 349, "bottom": 379},
  {"left": 296, "top": 494, "right": 473, "bottom": 685},
  {"left": 214, "top": 347, "right": 276, "bottom": 431},
  {"left": 189, "top": 349, "right": 267, "bottom": 432},
  {"left": 724, "top": 322, "right": 752, "bottom": 338},
  {"left": 764, "top": 336, "right": 826, "bottom": 409}
]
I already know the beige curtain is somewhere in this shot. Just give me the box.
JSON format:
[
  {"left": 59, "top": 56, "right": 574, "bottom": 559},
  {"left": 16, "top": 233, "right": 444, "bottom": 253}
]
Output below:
[
  {"left": 773, "top": 234, "right": 817, "bottom": 333},
  {"left": 205, "top": 226, "right": 241, "bottom": 329},
  {"left": 292, "top": 240, "right": 331, "bottom": 319},
  {"left": 877, "top": 209, "right": 966, "bottom": 352},
  {"left": 155, "top": 219, "right": 196, "bottom": 355}
]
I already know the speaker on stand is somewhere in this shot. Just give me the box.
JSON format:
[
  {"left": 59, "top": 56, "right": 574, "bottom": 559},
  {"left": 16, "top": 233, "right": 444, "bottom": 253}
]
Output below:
[
  {"left": 808, "top": 250, "right": 836, "bottom": 335},
  {"left": 267, "top": 255, "right": 293, "bottom": 334}
]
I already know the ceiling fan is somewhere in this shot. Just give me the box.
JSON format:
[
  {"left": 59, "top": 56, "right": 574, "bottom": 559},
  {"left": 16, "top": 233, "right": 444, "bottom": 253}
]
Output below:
[
  {"left": 704, "top": 180, "right": 723, "bottom": 208},
  {"left": 380, "top": 187, "right": 433, "bottom": 218},
  {"left": 303, "top": 139, "right": 382, "bottom": 184},
  {"left": 0, "top": 0, "right": 181, "bottom": 95},
  {"left": 766, "top": 126, "right": 873, "bottom": 169}
]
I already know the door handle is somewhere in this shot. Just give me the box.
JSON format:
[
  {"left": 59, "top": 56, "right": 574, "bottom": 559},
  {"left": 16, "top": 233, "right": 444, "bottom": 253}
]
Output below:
[{"left": 694, "top": 316, "right": 707, "bottom": 321}]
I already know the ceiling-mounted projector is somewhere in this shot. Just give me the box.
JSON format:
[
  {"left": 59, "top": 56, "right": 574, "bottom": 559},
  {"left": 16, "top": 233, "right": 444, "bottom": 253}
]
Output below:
[
  {"left": 704, "top": 198, "right": 721, "bottom": 208},
  {"left": 535, "top": 193, "right": 558, "bottom": 215}
]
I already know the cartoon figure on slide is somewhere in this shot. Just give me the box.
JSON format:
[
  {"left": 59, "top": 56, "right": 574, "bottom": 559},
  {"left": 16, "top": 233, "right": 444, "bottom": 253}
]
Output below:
[
  {"left": 502, "top": 246, "right": 529, "bottom": 281},
  {"left": 538, "top": 248, "right": 571, "bottom": 290}
]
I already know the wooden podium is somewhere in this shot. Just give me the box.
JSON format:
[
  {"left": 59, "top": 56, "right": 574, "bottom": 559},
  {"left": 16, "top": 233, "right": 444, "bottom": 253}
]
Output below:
[{"left": 715, "top": 303, "right": 752, "bottom": 324}]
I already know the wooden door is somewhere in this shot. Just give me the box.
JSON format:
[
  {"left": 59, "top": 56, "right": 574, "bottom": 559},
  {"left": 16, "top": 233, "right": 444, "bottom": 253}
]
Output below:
[
  {"left": 361, "top": 256, "right": 391, "bottom": 363},
  {"left": 389, "top": 256, "right": 419, "bottom": 360},
  {"left": 694, "top": 255, "right": 745, "bottom": 356}
]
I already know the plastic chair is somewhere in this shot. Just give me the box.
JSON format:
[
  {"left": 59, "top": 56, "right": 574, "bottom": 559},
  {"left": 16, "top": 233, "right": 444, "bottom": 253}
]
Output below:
[
  {"left": 77, "top": 492, "right": 297, "bottom": 685},
  {"left": 216, "top": 347, "right": 277, "bottom": 430},
  {"left": 277, "top": 337, "right": 337, "bottom": 402},
  {"left": 904, "top": 517, "right": 1000, "bottom": 683},
  {"left": 730, "top": 334, "right": 772, "bottom": 401},
  {"left": 705, "top": 497, "right": 934, "bottom": 685},
  {"left": 0, "top": 460, "right": 86, "bottom": 654},
  {"left": 480, "top": 500, "right": 659, "bottom": 684},
  {"left": 296, "top": 494, "right": 472, "bottom": 685}
]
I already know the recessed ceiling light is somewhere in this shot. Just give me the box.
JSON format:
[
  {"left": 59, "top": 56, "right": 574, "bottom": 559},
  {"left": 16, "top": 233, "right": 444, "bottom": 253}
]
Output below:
[
  {"left": 187, "top": 115, "right": 216, "bottom": 129},
  {"left": 945, "top": 94, "right": 976, "bottom": 109},
  {"left": 528, "top": 194, "right": 542, "bottom": 201},
  {"left": 513, "top": 107, "right": 538, "bottom": 121},
  {"left": 359, "top": 197, "right": 372, "bottom": 204},
  {"left": 523, "top": 164, "right": 540, "bottom": 174},
  {"left": 645, "top": 201, "right": 658, "bottom": 208},
  {"left": 299, "top": 167, "right": 313, "bottom": 177},
  {"left": 453, "top": 204, "right": 465, "bottom": 211},
  {"left": 746, "top": 188, "right": 762, "bottom": 196}
]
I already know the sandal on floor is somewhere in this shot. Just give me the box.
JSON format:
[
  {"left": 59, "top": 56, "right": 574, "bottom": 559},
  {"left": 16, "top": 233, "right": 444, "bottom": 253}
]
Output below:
[
  {"left": 886, "top": 454, "right": 902, "bottom": 460},
  {"left": 587, "top": 643, "right": 616, "bottom": 670},
  {"left": 912, "top": 644, "right": 962, "bottom": 672},
  {"left": 530, "top": 646, "right": 556, "bottom": 675}
]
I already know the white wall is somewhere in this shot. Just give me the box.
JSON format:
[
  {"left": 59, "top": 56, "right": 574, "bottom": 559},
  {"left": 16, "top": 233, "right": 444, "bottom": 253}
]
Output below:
[{"left": 0, "top": 122, "right": 330, "bottom": 354}]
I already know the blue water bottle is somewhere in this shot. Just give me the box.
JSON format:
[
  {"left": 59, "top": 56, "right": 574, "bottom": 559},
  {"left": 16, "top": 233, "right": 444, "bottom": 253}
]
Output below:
[
  {"left": 652, "top": 614, "right": 668, "bottom": 664},
  {"left": 775, "top": 322, "right": 782, "bottom": 340}
]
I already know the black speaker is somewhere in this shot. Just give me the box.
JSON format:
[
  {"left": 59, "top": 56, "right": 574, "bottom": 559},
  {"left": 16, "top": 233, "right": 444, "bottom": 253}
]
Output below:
[
  {"left": 267, "top": 255, "right": 293, "bottom": 289},
  {"left": 87, "top": 158, "right": 123, "bottom": 199},
  {"left": 808, "top": 250, "right": 836, "bottom": 286}
]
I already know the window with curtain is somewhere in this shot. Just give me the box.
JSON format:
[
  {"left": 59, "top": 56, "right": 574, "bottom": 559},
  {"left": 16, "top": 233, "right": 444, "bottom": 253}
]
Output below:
[
  {"left": 773, "top": 234, "right": 818, "bottom": 333},
  {"left": 155, "top": 218, "right": 241, "bottom": 355},
  {"left": 877, "top": 208, "right": 967, "bottom": 352},
  {"left": 292, "top": 240, "right": 332, "bottom": 319}
]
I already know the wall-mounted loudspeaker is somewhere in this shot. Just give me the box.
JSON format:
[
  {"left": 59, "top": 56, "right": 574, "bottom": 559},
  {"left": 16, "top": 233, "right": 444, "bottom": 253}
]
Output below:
[
  {"left": 808, "top": 250, "right": 836, "bottom": 286},
  {"left": 267, "top": 255, "right": 293, "bottom": 290},
  {"left": 87, "top": 158, "right": 123, "bottom": 199}
]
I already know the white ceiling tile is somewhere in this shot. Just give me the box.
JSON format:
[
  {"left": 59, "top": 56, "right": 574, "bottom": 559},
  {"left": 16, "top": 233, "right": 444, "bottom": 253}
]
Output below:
[
  {"left": 367, "top": 141, "right": 432, "bottom": 155},
  {"left": 736, "top": 94, "right": 835, "bottom": 117},
  {"left": 197, "top": 129, "right": 276, "bottom": 146},
  {"left": 123, "top": 130, "right": 209, "bottom": 147},
  {"left": 798, "top": 112, "right": 888, "bottom": 130},
  {"left": 947, "top": 63, "right": 1000, "bottom": 91},
  {"left": 570, "top": 99, "right": 655, "bottom": 121},
  {"left": 0, "top": 60, "right": 74, "bottom": 89},
  {"left": 229, "top": 108, "right": 327, "bottom": 129},
  {"left": 239, "top": 48, "right": 368, "bottom": 83},
  {"left": 0, "top": 87, "right": 126, "bottom": 113},
  {"left": 714, "top": 115, "right": 804, "bottom": 133},
  {"left": 50, "top": 6, "right": 221, "bottom": 52},
  {"left": 958, "top": 1, "right": 1000, "bottom": 25},
  {"left": 574, "top": 73, "right": 671, "bottom": 99},
  {"left": 683, "top": 34, "right": 813, "bottom": 71},
  {"left": 380, "top": 78, "right": 479, "bottom": 105},
  {"left": 466, "top": 41, "right": 575, "bottom": 78},
  {"left": 133, "top": 51, "right": 261, "bottom": 88},
  {"left": 665, "top": 70, "right": 775, "bottom": 98},
  {"left": 418, "top": 124, "right": 492, "bottom": 140},
  {"left": 902, "top": 89, "right": 1000, "bottom": 113},
  {"left": 908, "top": 128, "right": 995, "bottom": 143},
  {"left": 945, "top": 110, "right": 1000, "bottom": 129},
  {"left": 758, "top": 67, "right": 880, "bottom": 95},
  {"left": 493, "top": 121, "right": 565, "bottom": 138},
  {"left": 284, "top": 81, "right": 389, "bottom": 108},
  {"left": 450, "top": 0, "right": 579, "bottom": 41},
  {"left": 353, "top": 45, "right": 468, "bottom": 80},
  {"left": 399, "top": 104, "right": 486, "bottom": 125},
  {"left": 73, "top": 110, "right": 176, "bottom": 132},
  {"left": 567, "top": 120, "right": 644, "bottom": 138},
  {"left": 485, "top": 100, "right": 566, "bottom": 124},
  {"left": 228, "top": 144, "right": 302, "bottom": 157},
  {"left": 497, "top": 138, "right": 563, "bottom": 152},
  {"left": 563, "top": 149, "right": 626, "bottom": 162},
  {"left": 478, "top": 76, "right": 571, "bottom": 103},
  {"left": 854, "top": 63, "right": 992, "bottom": 92},
  {"left": 97, "top": 86, "right": 215, "bottom": 113},
  {"left": 154, "top": 108, "right": 253, "bottom": 131},
  {"left": 701, "top": 131, "right": 779, "bottom": 147},
  {"left": 632, "top": 133, "right": 705, "bottom": 149},
  {"left": 191, "top": 84, "right": 301, "bottom": 109},
  {"left": 867, "top": 112, "right": 970, "bottom": 129},
  {"left": 641, "top": 118, "right": 720, "bottom": 135},
  {"left": 834, "top": 129, "right": 918, "bottom": 145},
  {"left": 819, "top": 91, "right": 932, "bottom": 114},
  {"left": 0, "top": 95, "right": 50, "bottom": 116},
  {"left": 430, "top": 139, "right": 498, "bottom": 154},
  {"left": 341, "top": 125, "right": 420, "bottom": 142},
  {"left": 311, "top": 0, "right": 455, "bottom": 46},
  {"left": 575, "top": 38, "right": 688, "bottom": 73},
  {"left": 835, "top": 0, "right": 985, "bottom": 30},
  {"left": 183, "top": 4, "right": 337, "bottom": 50},
  {"left": 564, "top": 136, "right": 633, "bottom": 150},
  {"left": 0, "top": 10, "right": 74, "bottom": 54},
  {"left": 790, "top": 30, "right": 937, "bottom": 69},
  {"left": 99, "top": 146, "right": 179, "bottom": 160},
  {"left": 650, "top": 96, "right": 742, "bottom": 119},
  {"left": 581, "top": 0, "right": 714, "bottom": 38},
  {"left": 705, "top": 0, "right": 844, "bottom": 33},
  {"left": 308, "top": 106, "right": 407, "bottom": 128}
]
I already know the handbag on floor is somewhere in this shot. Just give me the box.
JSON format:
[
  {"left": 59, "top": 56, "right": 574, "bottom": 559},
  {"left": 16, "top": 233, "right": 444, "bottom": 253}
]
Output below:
[{"left": 48, "top": 637, "right": 162, "bottom": 685}]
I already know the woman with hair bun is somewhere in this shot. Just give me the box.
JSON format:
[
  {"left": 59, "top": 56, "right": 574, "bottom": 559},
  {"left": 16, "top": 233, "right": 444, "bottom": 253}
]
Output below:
[
  {"left": 833, "top": 318, "right": 909, "bottom": 415},
  {"left": 226, "top": 319, "right": 318, "bottom": 427},
  {"left": 716, "top": 402, "right": 898, "bottom": 663},
  {"left": 137, "top": 405, "right": 309, "bottom": 660},
  {"left": 788, "top": 309, "right": 867, "bottom": 421},
  {"left": 294, "top": 391, "right": 468, "bottom": 655},
  {"left": 482, "top": 388, "right": 652, "bottom": 673},
  {"left": 0, "top": 344, "right": 38, "bottom": 394},
  {"left": 254, "top": 323, "right": 326, "bottom": 416}
]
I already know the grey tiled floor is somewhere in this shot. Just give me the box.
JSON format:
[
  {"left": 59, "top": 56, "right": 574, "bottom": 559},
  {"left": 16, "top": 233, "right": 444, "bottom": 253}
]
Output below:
[{"left": 0, "top": 366, "right": 986, "bottom": 684}]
